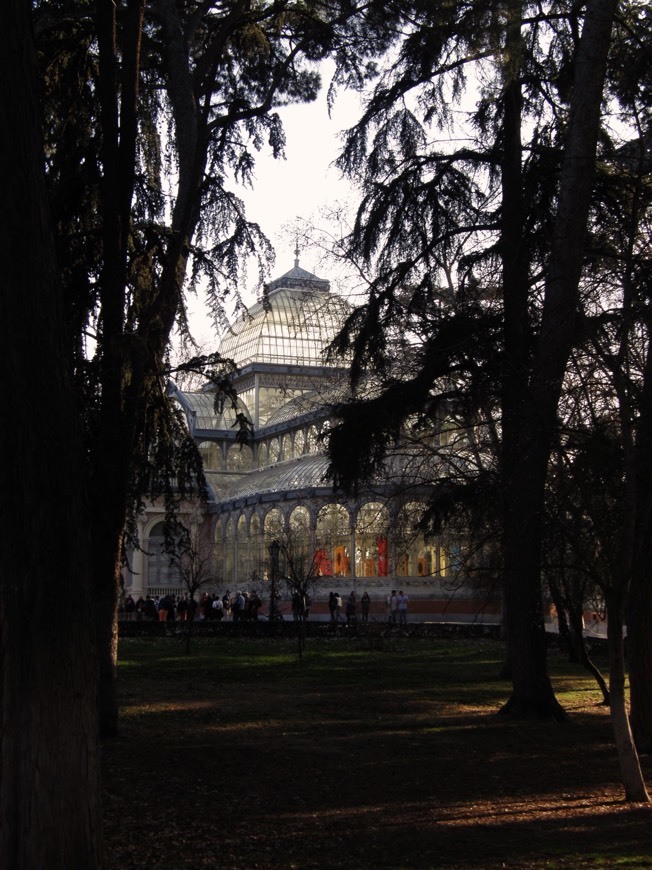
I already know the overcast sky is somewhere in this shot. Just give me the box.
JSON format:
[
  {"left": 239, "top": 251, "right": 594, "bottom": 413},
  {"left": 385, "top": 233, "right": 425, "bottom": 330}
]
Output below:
[
  {"left": 238, "top": 80, "right": 362, "bottom": 276},
  {"left": 187, "top": 69, "right": 365, "bottom": 344}
]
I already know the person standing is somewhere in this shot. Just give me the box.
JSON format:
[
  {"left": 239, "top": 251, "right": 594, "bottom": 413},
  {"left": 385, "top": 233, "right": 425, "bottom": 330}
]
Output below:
[
  {"left": 143, "top": 595, "right": 158, "bottom": 621},
  {"left": 398, "top": 590, "right": 409, "bottom": 627},
  {"left": 249, "top": 590, "right": 262, "bottom": 620},
  {"left": 124, "top": 594, "right": 136, "bottom": 621},
  {"left": 386, "top": 590, "right": 398, "bottom": 625},
  {"left": 232, "top": 591, "right": 246, "bottom": 622},
  {"left": 211, "top": 595, "right": 224, "bottom": 620},
  {"left": 361, "top": 590, "right": 370, "bottom": 622},
  {"left": 328, "top": 591, "right": 337, "bottom": 622},
  {"left": 346, "top": 591, "right": 357, "bottom": 624},
  {"left": 158, "top": 594, "right": 169, "bottom": 622}
]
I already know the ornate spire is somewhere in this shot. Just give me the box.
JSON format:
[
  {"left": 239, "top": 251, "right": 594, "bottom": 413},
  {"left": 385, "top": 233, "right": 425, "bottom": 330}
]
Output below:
[{"left": 294, "top": 232, "right": 300, "bottom": 269}]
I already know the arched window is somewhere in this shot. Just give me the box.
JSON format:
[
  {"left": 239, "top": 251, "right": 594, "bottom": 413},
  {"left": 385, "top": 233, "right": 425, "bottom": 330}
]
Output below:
[
  {"left": 416, "top": 542, "right": 439, "bottom": 578},
  {"left": 258, "top": 387, "right": 292, "bottom": 426},
  {"left": 264, "top": 507, "right": 285, "bottom": 541},
  {"left": 214, "top": 518, "right": 224, "bottom": 583},
  {"left": 264, "top": 508, "right": 286, "bottom": 587},
  {"left": 146, "top": 521, "right": 183, "bottom": 592},
  {"left": 315, "top": 504, "right": 350, "bottom": 577},
  {"left": 294, "top": 429, "right": 306, "bottom": 458},
  {"left": 268, "top": 437, "right": 280, "bottom": 464},
  {"left": 249, "top": 514, "right": 263, "bottom": 586},
  {"left": 258, "top": 442, "right": 269, "bottom": 467},
  {"left": 355, "top": 502, "right": 390, "bottom": 577},
  {"left": 225, "top": 517, "right": 235, "bottom": 584},
  {"left": 198, "top": 441, "right": 222, "bottom": 471},
  {"left": 393, "top": 502, "right": 448, "bottom": 582},
  {"left": 395, "top": 502, "right": 428, "bottom": 578},
  {"left": 227, "top": 443, "right": 253, "bottom": 471},
  {"left": 306, "top": 426, "right": 319, "bottom": 454},
  {"left": 289, "top": 506, "right": 312, "bottom": 577},
  {"left": 236, "top": 514, "right": 248, "bottom": 586},
  {"left": 439, "top": 416, "right": 467, "bottom": 449}
]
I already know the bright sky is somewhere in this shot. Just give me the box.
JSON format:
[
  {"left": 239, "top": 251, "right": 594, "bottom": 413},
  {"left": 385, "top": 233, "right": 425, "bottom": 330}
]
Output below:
[
  {"left": 188, "top": 66, "right": 365, "bottom": 344},
  {"left": 239, "top": 82, "right": 362, "bottom": 272}
]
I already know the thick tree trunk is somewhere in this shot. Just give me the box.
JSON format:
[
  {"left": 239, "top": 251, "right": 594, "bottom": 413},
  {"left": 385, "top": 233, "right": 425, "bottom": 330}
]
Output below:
[
  {"left": 0, "top": 2, "right": 105, "bottom": 863},
  {"left": 627, "top": 333, "right": 652, "bottom": 751},
  {"left": 0, "top": 565, "right": 104, "bottom": 868},
  {"left": 499, "top": 1, "right": 565, "bottom": 717},
  {"left": 500, "top": 459, "right": 567, "bottom": 719},
  {"left": 627, "top": 558, "right": 652, "bottom": 752},
  {"left": 500, "top": 0, "right": 618, "bottom": 717}
]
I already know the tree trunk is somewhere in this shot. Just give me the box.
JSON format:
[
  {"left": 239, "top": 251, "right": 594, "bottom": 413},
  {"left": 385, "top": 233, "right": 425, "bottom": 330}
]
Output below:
[
  {"left": 547, "top": 573, "right": 577, "bottom": 661},
  {"left": 548, "top": 570, "right": 609, "bottom": 702},
  {"left": 500, "top": 460, "right": 567, "bottom": 719},
  {"left": 500, "top": 0, "right": 618, "bottom": 717},
  {"left": 0, "top": 566, "right": 105, "bottom": 868},
  {"left": 92, "top": 0, "right": 151, "bottom": 737},
  {"left": 0, "top": 2, "right": 105, "bottom": 863},
  {"left": 499, "top": 0, "right": 565, "bottom": 718},
  {"left": 627, "top": 329, "right": 652, "bottom": 751},
  {"left": 627, "top": 556, "right": 652, "bottom": 752},
  {"left": 568, "top": 608, "right": 609, "bottom": 705},
  {"left": 607, "top": 598, "right": 649, "bottom": 801},
  {"left": 91, "top": 516, "right": 123, "bottom": 739}
]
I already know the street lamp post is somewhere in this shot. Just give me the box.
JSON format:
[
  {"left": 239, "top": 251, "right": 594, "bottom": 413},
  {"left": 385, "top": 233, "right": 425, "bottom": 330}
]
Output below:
[{"left": 268, "top": 539, "right": 280, "bottom": 622}]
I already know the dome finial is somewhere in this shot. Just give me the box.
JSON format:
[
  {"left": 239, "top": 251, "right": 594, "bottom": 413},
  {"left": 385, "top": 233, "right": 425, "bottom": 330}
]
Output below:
[{"left": 294, "top": 231, "right": 300, "bottom": 269}]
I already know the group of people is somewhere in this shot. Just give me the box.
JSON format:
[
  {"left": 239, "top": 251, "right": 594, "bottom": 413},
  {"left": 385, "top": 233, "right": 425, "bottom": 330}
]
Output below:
[
  {"left": 385, "top": 590, "right": 409, "bottom": 626},
  {"left": 121, "top": 589, "right": 263, "bottom": 623},
  {"left": 194, "top": 590, "right": 263, "bottom": 622},
  {"left": 328, "top": 590, "right": 372, "bottom": 623},
  {"left": 291, "top": 592, "right": 312, "bottom": 621},
  {"left": 327, "top": 589, "right": 409, "bottom": 625},
  {"left": 226, "top": 590, "right": 263, "bottom": 622},
  {"left": 122, "top": 593, "right": 159, "bottom": 621},
  {"left": 121, "top": 587, "right": 409, "bottom": 625}
]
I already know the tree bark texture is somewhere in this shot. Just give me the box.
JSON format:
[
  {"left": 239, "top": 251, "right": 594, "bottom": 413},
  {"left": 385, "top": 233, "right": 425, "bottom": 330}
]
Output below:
[{"left": 0, "top": 1, "right": 105, "bottom": 864}]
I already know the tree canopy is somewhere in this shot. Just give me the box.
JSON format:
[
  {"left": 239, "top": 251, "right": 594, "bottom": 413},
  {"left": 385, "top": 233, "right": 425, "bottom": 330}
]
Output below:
[
  {"left": 1, "top": 0, "right": 398, "bottom": 862},
  {"left": 323, "top": 0, "right": 650, "bottom": 767}
]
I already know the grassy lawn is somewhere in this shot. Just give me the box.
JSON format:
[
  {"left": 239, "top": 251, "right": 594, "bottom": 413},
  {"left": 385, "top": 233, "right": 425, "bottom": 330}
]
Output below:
[{"left": 103, "top": 634, "right": 652, "bottom": 869}]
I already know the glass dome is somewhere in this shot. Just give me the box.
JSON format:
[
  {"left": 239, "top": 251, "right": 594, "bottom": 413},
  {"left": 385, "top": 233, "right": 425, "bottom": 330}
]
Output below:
[{"left": 218, "top": 262, "right": 350, "bottom": 368}]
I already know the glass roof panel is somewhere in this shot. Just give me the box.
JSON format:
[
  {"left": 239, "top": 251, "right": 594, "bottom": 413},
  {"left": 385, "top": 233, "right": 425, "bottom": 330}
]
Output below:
[
  {"left": 174, "top": 390, "right": 250, "bottom": 430},
  {"left": 219, "top": 274, "right": 350, "bottom": 368},
  {"left": 264, "top": 380, "right": 350, "bottom": 427},
  {"left": 210, "top": 455, "right": 331, "bottom": 503}
]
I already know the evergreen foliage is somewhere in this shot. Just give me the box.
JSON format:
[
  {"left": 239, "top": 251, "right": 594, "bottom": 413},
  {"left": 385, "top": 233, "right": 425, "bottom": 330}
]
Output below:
[
  {"left": 322, "top": 1, "right": 650, "bottom": 732},
  {"left": 31, "top": 0, "right": 399, "bottom": 741}
]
